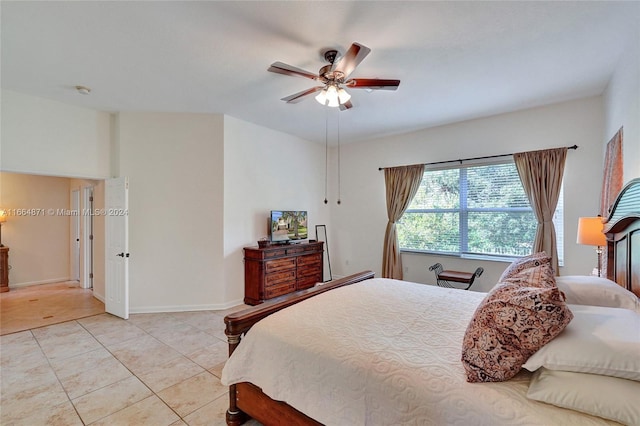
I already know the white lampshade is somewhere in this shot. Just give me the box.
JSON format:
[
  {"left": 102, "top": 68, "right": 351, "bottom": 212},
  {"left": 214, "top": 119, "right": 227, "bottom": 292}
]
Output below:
[
  {"left": 326, "top": 85, "right": 339, "bottom": 107},
  {"left": 337, "top": 87, "right": 351, "bottom": 104},
  {"left": 315, "top": 89, "right": 327, "bottom": 105},
  {"left": 576, "top": 217, "right": 606, "bottom": 246}
]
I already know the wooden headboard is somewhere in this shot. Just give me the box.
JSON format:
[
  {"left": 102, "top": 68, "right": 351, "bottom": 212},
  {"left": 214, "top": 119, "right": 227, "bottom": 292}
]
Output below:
[{"left": 604, "top": 177, "right": 640, "bottom": 297}]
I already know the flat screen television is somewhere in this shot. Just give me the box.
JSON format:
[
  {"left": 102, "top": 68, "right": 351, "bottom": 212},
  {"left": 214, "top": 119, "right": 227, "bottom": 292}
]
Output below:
[{"left": 270, "top": 210, "right": 308, "bottom": 243}]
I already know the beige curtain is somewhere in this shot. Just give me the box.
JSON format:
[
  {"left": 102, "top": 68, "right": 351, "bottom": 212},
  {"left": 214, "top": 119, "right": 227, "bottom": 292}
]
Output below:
[
  {"left": 600, "top": 128, "right": 623, "bottom": 275},
  {"left": 382, "top": 164, "right": 425, "bottom": 279},
  {"left": 514, "top": 147, "right": 568, "bottom": 274}
]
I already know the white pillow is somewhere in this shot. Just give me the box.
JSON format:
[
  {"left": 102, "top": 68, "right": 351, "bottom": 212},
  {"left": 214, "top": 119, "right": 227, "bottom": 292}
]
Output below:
[
  {"left": 527, "top": 368, "right": 640, "bottom": 425},
  {"left": 523, "top": 304, "right": 640, "bottom": 381},
  {"left": 555, "top": 275, "right": 639, "bottom": 312}
]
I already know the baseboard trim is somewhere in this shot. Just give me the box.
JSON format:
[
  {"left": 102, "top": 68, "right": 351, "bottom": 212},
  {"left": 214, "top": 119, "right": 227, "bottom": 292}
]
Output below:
[
  {"left": 9, "top": 277, "right": 72, "bottom": 289},
  {"left": 129, "top": 298, "right": 245, "bottom": 314}
]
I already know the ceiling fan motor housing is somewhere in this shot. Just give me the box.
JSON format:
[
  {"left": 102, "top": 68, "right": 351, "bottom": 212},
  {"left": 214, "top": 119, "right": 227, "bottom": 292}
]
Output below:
[{"left": 323, "top": 49, "right": 338, "bottom": 64}]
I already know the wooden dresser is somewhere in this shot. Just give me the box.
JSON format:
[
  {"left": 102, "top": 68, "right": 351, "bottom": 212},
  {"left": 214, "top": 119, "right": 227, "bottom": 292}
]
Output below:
[
  {"left": 244, "top": 241, "right": 323, "bottom": 305},
  {"left": 0, "top": 246, "right": 9, "bottom": 293}
]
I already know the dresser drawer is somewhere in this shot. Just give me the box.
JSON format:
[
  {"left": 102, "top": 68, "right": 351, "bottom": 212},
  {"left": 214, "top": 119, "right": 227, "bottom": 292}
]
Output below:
[
  {"left": 265, "top": 270, "right": 296, "bottom": 286},
  {"left": 297, "top": 275, "right": 320, "bottom": 290},
  {"left": 265, "top": 257, "right": 296, "bottom": 273},
  {"left": 297, "top": 254, "right": 321, "bottom": 268},
  {"left": 265, "top": 282, "right": 297, "bottom": 299}
]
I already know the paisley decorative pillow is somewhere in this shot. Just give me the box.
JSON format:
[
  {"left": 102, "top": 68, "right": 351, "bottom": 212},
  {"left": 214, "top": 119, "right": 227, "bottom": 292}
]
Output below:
[
  {"left": 461, "top": 282, "right": 573, "bottom": 383},
  {"left": 499, "top": 252, "right": 555, "bottom": 288}
]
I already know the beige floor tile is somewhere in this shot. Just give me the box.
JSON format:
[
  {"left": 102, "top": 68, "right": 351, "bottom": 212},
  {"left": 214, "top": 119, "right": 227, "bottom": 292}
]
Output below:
[
  {"left": 170, "top": 310, "right": 224, "bottom": 330},
  {"left": 4, "top": 399, "right": 83, "bottom": 426},
  {"left": 157, "top": 371, "right": 227, "bottom": 418},
  {"left": 33, "top": 322, "right": 103, "bottom": 360},
  {"left": 186, "top": 339, "right": 228, "bottom": 370},
  {"left": 79, "top": 313, "right": 149, "bottom": 346},
  {"left": 89, "top": 395, "right": 180, "bottom": 426},
  {"left": 1, "top": 346, "right": 49, "bottom": 372},
  {"left": 94, "top": 322, "right": 149, "bottom": 347},
  {"left": 31, "top": 320, "right": 87, "bottom": 340},
  {"left": 0, "top": 377, "right": 70, "bottom": 424},
  {"left": 72, "top": 375, "right": 153, "bottom": 424},
  {"left": 49, "top": 347, "right": 115, "bottom": 379},
  {"left": 170, "top": 420, "right": 188, "bottom": 426},
  {"left": 37, "top": 333, "right": 103, "bottom": 360},
  {"left": 208, "top": 361, "right": 226, "bottom": 379},
  {"left": 109, "top": 334, "right": 183, "bottom": 375},
  {"left": 148, "top": 323, "right": 221, "bottom": 355},
  {"left": 0, "top": 330, "right": 37, "bottom": 351},
  {"left": 1, "top": 362, "right": 60, "bottom": 397},
  {"left": 182, "top": 393, "right": 229, "bottom": 426},
  {"left": 137, "top": 355, "right": 205, "bottom": 393},
  {"left": 128, "top": 312, "right": 184, "bottom": 333},
  {"left": 58, "top": 355, "right": 132, "bottom": 399},
  {"left": 77, "top": 312, "right": 127, "bottom": 333}
]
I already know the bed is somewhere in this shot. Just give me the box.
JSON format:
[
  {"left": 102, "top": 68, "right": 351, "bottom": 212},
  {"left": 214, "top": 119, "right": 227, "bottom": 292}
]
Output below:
[{"left": 222, "top": 178, "right": 640, "bottom": 426}]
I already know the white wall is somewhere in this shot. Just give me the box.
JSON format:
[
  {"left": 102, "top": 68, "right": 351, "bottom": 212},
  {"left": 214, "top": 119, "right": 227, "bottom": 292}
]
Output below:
[
  {"left": 1, "top": 90, "right": 111, "bottom": 178},
  {"left": 116, "top": 112, "right": 225, "bottom": 312},
  {"left": 223, "top": 116, "right": 328, "bottom": 303},
  {"left": 0, "top": 172, "right": 71, "bottom": 287},
  {"left": 330, "top": 97, "right": 605, "bottom": 292},
  {"left": 603, "top": 26, "right": 640, "bottom": 182}
]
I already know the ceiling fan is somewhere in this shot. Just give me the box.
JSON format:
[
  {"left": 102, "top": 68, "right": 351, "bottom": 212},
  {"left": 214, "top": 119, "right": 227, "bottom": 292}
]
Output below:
[{"left": 268, "top": 42, "right": 400, "bottom": 110}]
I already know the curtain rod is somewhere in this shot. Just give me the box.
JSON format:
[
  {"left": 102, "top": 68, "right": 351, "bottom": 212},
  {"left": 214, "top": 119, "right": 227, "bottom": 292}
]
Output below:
[{"left": 378, "top": 144, "right": 578, "bottom": 171}]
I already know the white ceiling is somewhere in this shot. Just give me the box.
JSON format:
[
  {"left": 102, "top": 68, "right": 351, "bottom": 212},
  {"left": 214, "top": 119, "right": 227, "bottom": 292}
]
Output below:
[{"left": 2, "top": 1, "right": 638, "bottom": 144}]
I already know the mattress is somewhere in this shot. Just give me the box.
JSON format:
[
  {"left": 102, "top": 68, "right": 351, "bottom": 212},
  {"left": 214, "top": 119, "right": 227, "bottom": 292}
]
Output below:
[{"left": 221, "top": 278, "right": 617, "bottom": 425}]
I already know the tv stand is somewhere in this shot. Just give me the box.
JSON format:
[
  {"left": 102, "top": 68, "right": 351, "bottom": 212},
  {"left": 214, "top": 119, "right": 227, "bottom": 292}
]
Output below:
[{"left": 243, "top": 241, "right": 324, "bottom": 305}]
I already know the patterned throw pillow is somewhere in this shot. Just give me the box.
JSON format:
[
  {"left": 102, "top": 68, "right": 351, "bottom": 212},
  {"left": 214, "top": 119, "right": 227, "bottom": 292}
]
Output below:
[
  {"left": 461, "top": 282, "right": 573, "bottom": 383},
  {"left": 499, "top": 252, "right": 556, "bottom": 288}
]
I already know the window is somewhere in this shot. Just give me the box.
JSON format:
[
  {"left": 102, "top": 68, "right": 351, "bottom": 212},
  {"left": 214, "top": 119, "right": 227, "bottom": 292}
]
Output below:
[{"left": 397, "top": 161, "right": 564, "bottom": 263}]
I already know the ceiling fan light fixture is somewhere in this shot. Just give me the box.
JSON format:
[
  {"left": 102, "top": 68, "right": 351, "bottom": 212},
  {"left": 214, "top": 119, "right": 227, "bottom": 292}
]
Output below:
[
  {"left": 315, "top": 88, "right": 328, "bottom": 105},
  {"left": 325, "top": 85, "right": 340, "bottom": 108},
  {"left": 337, "top": 87, "right": 351, "bottom": 104}
]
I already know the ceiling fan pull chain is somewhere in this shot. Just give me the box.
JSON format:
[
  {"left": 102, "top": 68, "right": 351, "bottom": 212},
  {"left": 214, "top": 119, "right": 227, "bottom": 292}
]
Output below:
[
  {"left": 324, "top": 109, "right": 329, "bottom": 205},
  {"left": 337, "top": 112, "right": 341, "bottom": 205}
]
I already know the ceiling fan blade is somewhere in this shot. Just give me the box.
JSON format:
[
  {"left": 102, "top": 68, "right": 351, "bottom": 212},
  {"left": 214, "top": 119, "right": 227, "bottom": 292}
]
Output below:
[
  {"left": 332, "top": 42, "right": 371, "bottom": 79},
  {"left": 339, "top": 100, "right": 353, "bottom": 111},
  {"left": 346, "top": 78, "right": 400, "bottom": 90},
  {"left": 268, "top": 62, "right": 319, "bottom": 80},
  {"left": 281, "top": 86, "right": 324, "bottom": 103}
]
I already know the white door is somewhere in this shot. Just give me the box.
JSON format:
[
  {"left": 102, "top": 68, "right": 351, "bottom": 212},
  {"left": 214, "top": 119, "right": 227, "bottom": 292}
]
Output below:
[
  {"left": 105, "top": 177, "right": 129, "bottom": 319},
  {"left": 71, "top": 189, "right": 80, "bottom": 282}
]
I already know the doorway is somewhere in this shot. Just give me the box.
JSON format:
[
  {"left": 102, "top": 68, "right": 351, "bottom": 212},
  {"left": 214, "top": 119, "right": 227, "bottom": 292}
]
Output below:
[{"left": 0, "top": 172, "right": 106, "bottom": 329}]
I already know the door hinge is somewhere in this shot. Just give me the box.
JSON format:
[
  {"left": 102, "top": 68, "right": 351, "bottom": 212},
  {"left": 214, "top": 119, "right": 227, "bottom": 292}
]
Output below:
[
  {"left": 89, "top": 273, "right": 93, "bottom": 279},
  {"left": 89, "top": 234, "right": 93, "bottom": 240}
]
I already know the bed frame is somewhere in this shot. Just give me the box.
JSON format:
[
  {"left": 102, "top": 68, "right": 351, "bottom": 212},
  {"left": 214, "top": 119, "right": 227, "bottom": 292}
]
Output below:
[
  {"left": 224, "top": 270, "right": 375, "bottom": 425},
  {"left": 224, "top": 179, "right": 640, "bottom": 426},
  {"left": 604, "top": 177, "right": 640, "bottom": 297}
]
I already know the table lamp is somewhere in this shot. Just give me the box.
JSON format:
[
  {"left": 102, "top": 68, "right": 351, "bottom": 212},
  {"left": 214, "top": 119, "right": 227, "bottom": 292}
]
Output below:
[
  {"left": 576, "top": 216, "right": 606, "bottom": 277},
  {"left": 0, "top": 209, "right": 6, "bottom": 247}
]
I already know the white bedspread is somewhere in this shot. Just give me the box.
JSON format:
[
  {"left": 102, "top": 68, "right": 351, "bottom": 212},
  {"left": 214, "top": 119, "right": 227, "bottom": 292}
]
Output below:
[{"left": 221, "top": 278, "right": 617, "bottom": 425}]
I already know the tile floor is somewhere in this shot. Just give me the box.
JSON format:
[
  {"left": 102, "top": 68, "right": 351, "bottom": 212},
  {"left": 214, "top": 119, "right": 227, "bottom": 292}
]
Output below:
[{"left": 0, "top": 307, "right": 261, "bottom": 425}]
